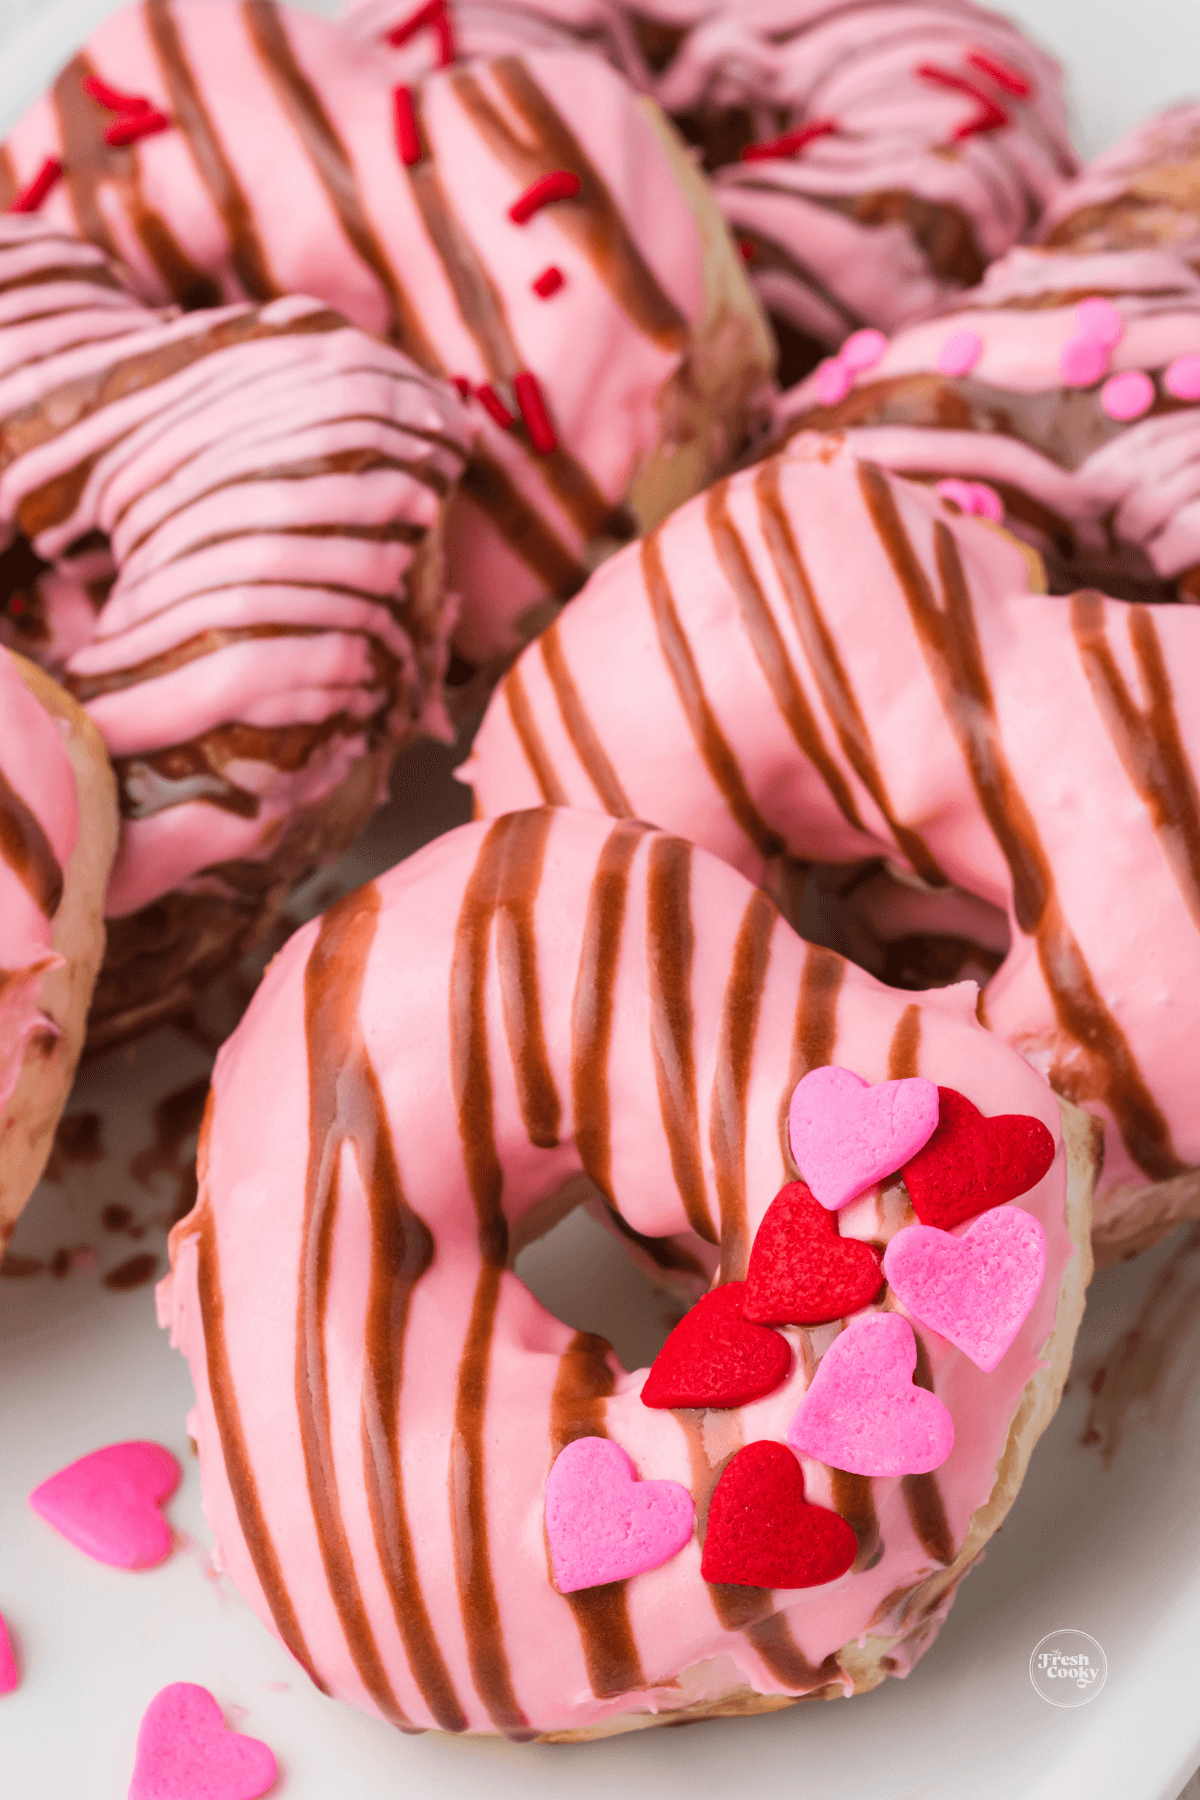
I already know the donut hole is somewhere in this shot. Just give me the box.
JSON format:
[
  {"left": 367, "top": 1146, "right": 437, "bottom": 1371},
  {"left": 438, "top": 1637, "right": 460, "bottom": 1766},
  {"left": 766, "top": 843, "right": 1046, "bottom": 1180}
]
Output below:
[{"left": 513, "top": 1175, "right": 713, "bottom": 1373}]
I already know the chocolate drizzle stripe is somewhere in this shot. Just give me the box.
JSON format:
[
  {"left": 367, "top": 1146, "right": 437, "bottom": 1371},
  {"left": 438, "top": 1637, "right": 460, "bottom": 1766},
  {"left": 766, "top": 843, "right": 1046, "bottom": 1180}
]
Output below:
[
  {"left": 493, "top": 807, "right": 561, "bottom": 1149},
  {"left": 503, "top": 665, "right": 568, "bottom": 806},
  {"left": 779, "top": 942, "right": 846, "bottom": 1174},
  {"left": 298, "top": 887, "right": 411, "bottom": 1726},
  {"left": 1071, "top": 594, "right": 1200, "bottom": 934},
  {"left": 887, "top": 1003, "right": 922, "bottom": 1080},
  {"left": 711, "top": 888, "right": 777, "bottom": 1282},
  {"left": 902, "top": 1328, "right": 955, "bottom": 1566},
  {"left": 645, "top": 835, "right": 717, "bottom": 1243},
  {"left": 194, "top": 1209, "right": 327, "bottom": 1693},
  {"left": 745, "top": 1612, "right": 843, "bottom": 1693},
  {"left": 830, "top": 1469, "right": 881, "bottom": 1571},
  {"left": 859, "top": 460, "right": 1181, "bottom": 1181},
  {"left": 641, "top": 530, "right": 784, "bottom": 862},
  {"left": 570, "top": 819, "right": 649, "bottom": 1200},
  {"left": 0, "top": 760, "right": 64, "bottom": 917},
  {"left": 756, "top": 457, "right": 947, "bottom": 886},
  {"left": 458, "top": 454, "right": 587, "bottom": 598},
  {"left": 706, "top": 479, "right": 865, "bottom": 834},
  {"left": 52, "top": 56, "right": 125, "bottom": 258},
  {"left": 539, "top": 621, "right": 633, "bottom": 818},
  {"left": 732, "top": 226, "right": 863, "bottom": 337},
  {"left": 548, "top": 1330, "right": 646, "bottom": 1698},
  {"left": 147, "top": 0, "right": 278, "bottom": 300},
  {"left": 452, "top": 57, "right": 688, "bottom": 353},
  {"left": 241, "top": 0, "right": 439, "bottom": 370},
  {"left": 448, "top": 817, "right": 531, "bottom": 1737}
]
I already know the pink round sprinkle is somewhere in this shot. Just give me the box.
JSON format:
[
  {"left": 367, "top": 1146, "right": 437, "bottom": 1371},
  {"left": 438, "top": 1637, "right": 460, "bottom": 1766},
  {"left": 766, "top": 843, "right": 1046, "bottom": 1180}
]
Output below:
[
  {"left": 1073, "top": 296, "right": 1124, "bottom": 347},
  {"left": 1059, "top": 337, "right": 1110, "bottom": 387},
  {"left": 814, "top": 357, "right": 853, "bottom": 406},
  {"left": 936, "top": 478, "right": 1004, "bottom": 523},
  {"left": 1101, "top": 369, "right": 1155, "bottom": 422},
  {"left": 1164, "top": 354, "right": 1200, "bottom": 401},
  {"left": 840, "top": 328, "right": 887, "bottom": 374},
  {"left": 937, "top": 327, "right": 983, "bottom": 378}
]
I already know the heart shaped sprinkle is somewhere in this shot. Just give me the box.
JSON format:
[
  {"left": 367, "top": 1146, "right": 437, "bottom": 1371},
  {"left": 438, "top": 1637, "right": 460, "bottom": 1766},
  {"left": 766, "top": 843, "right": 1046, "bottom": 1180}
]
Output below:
[
  {"left": 545, "top": 1437, "right": 694, "bottom": 1593},
  {"left": 641, "top": 1281, "right": 791, "bottom": 1409},
  {"left": 29, "top": 1441, "right": 180, "bottom": 1569},
  {"left": 700, "top": 1442, "right": 857, "bottom": 1589},
  {"left": 788, "top": 1066, "right": 939, "bottom": 1210},
  {"left": 743, "top": 1182, "right": 884, "bottom": 1326},
  {"left": 128, "top": 1684, "right": 277, "bottom": 1800},
  {"left": 0, "top": 1613, "right": 18, "bottom": 1695},
  {"left": 787, "top": 1312, "right": 954, "bottom": 1476},
  {"left": 901, "top": 1087, "right": 1056, "bottom": 1230},
  {"left": 883, "top": 1205, "right": 1047, "bottom": 1372}
]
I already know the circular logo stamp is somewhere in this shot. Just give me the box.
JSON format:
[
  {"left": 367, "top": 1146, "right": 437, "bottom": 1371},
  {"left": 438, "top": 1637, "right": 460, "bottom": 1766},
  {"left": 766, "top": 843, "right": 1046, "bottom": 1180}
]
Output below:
[{"left": 1029, "top": 1630, "right": 1108, "bottom": 1706}]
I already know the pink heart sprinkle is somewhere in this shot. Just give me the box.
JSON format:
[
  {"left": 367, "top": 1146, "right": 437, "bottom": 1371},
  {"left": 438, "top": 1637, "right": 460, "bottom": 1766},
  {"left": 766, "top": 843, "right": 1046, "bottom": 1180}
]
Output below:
[
  {"left": 1059, "top": 337, "right": 1110, "bottom": 387},
  {"left": 128, "top": 1684, "right": 277, "bottom": 1800},
  {"left": 813, "top": 356, "right": 853, "bottom": 406},
  {"left": 883, "top": 1205, "right": 1046, "bottom": 1371},
  {"left": 1073, "top": 296, "right": 1124, "bottom": 347},
  {"left": 840, "top": 328, "right": 888, "bottom": 374},
  {"left": 29, "top": 1441, "right": 179, "bottom": 1569},
  {"left": 788, "top": 1065, "right": 939, "bottom": 1211},
  {"left": 936, "top": 477, "right": 1004, "bottom": 523},
  {"left": 1101, "top": 369, "right": 1155, "bottom": 422},
  {"left": 787, "top": 1311, "right": 954, "bottom": 1476},
  {"left": 0, "top": 1613, "right": 18, "bottom": 1695},
  {"left": 545, "top": 1437, "right": 694, "bottom": 1593},
  {"left": 937, "top": 327, "right": 983, "bottom": 377},
  {"left": 1165, "top": 354, "right": 1200, "bottom": 401}
]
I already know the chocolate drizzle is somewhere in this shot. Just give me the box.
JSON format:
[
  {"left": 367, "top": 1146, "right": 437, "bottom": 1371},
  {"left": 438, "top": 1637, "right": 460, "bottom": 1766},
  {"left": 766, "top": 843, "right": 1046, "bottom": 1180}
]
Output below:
[
  {"left": 458, "top": 455, "right": 587, "bottom": 597},
  {"left": 901, "top": 1329, "right": 955, "bottom": 1566},
  {"left": 0, "top": 757, "right": 64, "bottom": 917},
  {"left": 642, "top": 529, "right": 784, "bottom": 862},
  {"left": 645, "top": 836, "right": 717, "bottom": 1243},
  {"left": 502, "top": 664, "right": 569, "bottom": 806},
  {"left": 859, "top": 460, "right": 1182, "bottom": 1181},
  {"left": 493, "top": 808, "right": 561, "bottom": 1148},
  {"left": 548, "top": 1331, "right": 647, "bottom": 1699},
  {"left": 829, "top": 1470, "right": 881, "bottom": 1571},
  {"left": 1071, "top": 593, "right": 1200, "bottom": 932},
  {"left": 887, "top": 1003, "right": 922, "bottom": 1081},
  {"left": 539, "top": 620, "right": 633, "bottom": 818},
  {"left": 779, "top": 943, "right": 845, "bottom": 1171},
  {"left": 711, "top": 889, "right": 777, "bottom": 1282}
]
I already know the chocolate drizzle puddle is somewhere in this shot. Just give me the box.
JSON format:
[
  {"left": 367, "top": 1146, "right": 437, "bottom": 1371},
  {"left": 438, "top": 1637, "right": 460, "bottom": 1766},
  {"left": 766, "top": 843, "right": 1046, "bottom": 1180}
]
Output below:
[
  {"left": 645, "top": 836, "right": 717, "bottom": 1243},
  {"left": 711, "top": 889, "right": 777, "bottom": 1283},
  {"left": 547, "top": 1331, "right": 647, "bottom": 1699},
  {"left": 859, "top": 460, "right": 1182, "bottom": 1181},
  {"left": 297, "top": 885, "right": 416, "bottom": 1728},
  {"left": 539, "top": 620, "right": 633, "bottom": 818},
  {"left": 0, "top": 760, "right": 64, "bottom": 917}
]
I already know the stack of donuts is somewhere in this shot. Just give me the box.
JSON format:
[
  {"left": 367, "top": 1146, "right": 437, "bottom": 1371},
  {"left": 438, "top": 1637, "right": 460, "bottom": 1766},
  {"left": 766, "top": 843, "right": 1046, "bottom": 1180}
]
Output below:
[{"left": 4, "top": 0, "right": 1200, "bottom": 1758}]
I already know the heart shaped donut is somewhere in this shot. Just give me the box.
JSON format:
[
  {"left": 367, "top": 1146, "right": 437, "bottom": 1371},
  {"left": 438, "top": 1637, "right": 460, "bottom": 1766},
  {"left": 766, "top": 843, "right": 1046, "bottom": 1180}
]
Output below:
[
  {"left": 465, "top": 436, "right": 1200, "bottom": 1259},
  {"left": 161, "top": 806, "right": 1093, "bottom": 1739}
]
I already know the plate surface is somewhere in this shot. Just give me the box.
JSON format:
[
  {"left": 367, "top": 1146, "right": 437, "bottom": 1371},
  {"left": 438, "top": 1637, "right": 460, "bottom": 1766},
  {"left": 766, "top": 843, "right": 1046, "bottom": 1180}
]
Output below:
[{"left": 3, "top": 4, "right": 1200, "bottom": 1796}]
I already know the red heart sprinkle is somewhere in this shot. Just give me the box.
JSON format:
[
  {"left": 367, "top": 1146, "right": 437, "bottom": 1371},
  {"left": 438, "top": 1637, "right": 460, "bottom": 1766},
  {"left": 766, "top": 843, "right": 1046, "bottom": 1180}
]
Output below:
[
  {"left": 641, "top": 1281, "right": 791, "bottom": 1410},
  {"left": 743, "top": 1182, "right": 884, "bottom": 1326},
  {"left": 901, "top": 1087, "right": 1056, "bottom": 1229},
  {"left": 701, "top": 1441, "right": 857, "bottom": 1588}
]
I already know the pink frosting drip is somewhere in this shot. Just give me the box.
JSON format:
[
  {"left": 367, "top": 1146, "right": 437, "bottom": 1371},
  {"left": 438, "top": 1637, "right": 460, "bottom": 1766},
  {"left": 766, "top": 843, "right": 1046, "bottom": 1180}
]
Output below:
[{"left": 159, "top": 806, "right": 1077, "bottom": 1734}]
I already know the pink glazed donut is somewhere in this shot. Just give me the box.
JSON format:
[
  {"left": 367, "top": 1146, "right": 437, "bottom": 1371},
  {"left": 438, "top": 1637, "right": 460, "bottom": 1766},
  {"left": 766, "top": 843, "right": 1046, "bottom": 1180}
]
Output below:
[
  {"left": 0, "top": 215, "right": 472, "bottom": 1048},
  {"left": 1039, "top": 102, "right": 1200, "bottom": 262},
  {"left": 346, "top": 0, "right": 1077, "bottom": 384},
  {"left": 159, "top": 805, "right": 1093, "bottom": 1737},
  {"left": 1, "top": 0, "right": 772, "bottom": 673},
  {"left": 464, "top": 437, "right": 1200, "bottom": 1260}
]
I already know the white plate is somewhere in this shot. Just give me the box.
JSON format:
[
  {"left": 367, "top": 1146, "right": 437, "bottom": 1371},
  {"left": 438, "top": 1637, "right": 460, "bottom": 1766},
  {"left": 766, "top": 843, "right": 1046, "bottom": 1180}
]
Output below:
[{"left": 3, "top": 5, "right": 1200, "bottom": 1796}]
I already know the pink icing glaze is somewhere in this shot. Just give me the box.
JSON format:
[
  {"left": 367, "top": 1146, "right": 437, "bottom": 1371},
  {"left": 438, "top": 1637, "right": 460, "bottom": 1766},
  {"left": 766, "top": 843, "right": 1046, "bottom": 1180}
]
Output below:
[
  {"left": 937, "top": 327, "right": 983, "bottom": 376},
  {"left": 0, "top": 218, "right": 470, "bottom": 919},
  {"left": 883, "top": 1205, "right": 1046, "bottom": 1372},
  {"left": 787, "top": 1066, "right": 939, "bottom": 1210},
  {"left": 3, "top": 7, "right": 735, "bottom": 664},
  {"left": 1101, "top": 368, "right": 1155, "bottom": 421},
  {"left": 345, "top": 0, "right": 1076, "bottom": 367},
  {"left": 0, "top": 1613, "right": 17, "bottom": 1695},
  {"left": 544, "top": 1437, "right": 695, "bottom": 1591},
  {"left": 1165, "top": 354, "right": 1200, "bottom": 401},
  {"left": 464, "top": 437, "right": 1200, "bottom": 1231},
  {"left": 787, "top": 1312, "right": 954, "bottom": 1475},
  {"left": 159, "top": 806, "right": 1077, "bottom": 1734},
  {"left": 0, "top": 644, "right": 78, "bottom": 1108},
  {"left": 28, "top": 1441, "right": 180, "bottom": 1569},
  {"left": 128, "top": 1685, "right": 276, "bottom": 1800},
  {"left": 935, "top": 476, "right": 1004, "bottom": 521}
]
